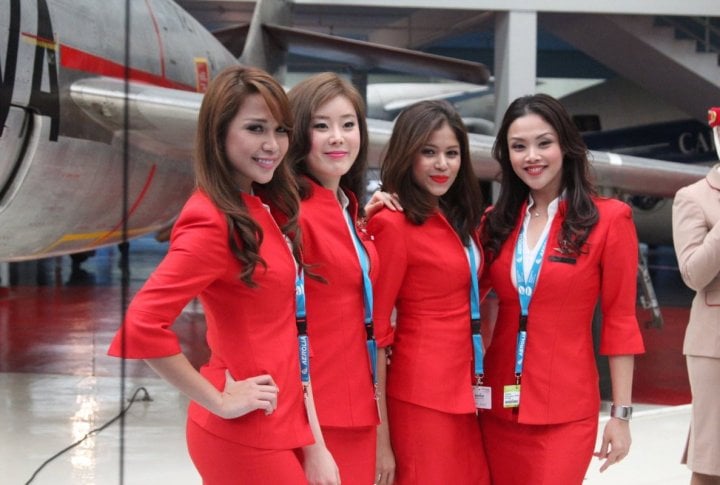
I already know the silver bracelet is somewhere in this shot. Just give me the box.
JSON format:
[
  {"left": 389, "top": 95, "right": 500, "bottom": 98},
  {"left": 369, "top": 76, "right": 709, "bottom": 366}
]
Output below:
[{"left": 610, "top": 404, "right": 633, "bottom": 421}]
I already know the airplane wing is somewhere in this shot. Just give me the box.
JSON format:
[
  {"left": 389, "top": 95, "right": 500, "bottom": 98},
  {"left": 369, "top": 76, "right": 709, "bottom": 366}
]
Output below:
[
  {"left": 262, "top": 24, "right": 491, "bottom": 85},
  {"left": 367, "top": 118, "right": 708, "bottom": 198}
]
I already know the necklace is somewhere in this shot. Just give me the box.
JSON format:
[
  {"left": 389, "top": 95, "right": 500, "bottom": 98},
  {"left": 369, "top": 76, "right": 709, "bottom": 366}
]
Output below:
[{"left": 532, "top": 210, "right": 541, "bottom": 217}]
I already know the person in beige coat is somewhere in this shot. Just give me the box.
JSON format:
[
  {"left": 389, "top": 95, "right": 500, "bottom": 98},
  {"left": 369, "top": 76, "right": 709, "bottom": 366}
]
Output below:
[{"left": 672, "top": 113, "right": 720, "bottom": 485}]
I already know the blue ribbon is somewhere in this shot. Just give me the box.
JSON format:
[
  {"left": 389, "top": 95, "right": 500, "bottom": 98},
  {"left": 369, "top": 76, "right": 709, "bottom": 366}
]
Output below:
[
  {"left": 346, "top": 211, "right": 377, "bottom": 386},
  {"left": 467, "top": 242, "right": 484, "bottom": 377},
  {"left": 513, "top": 227, "right": 549, "bottom": 376},
  {"left": 296, "top": 270, "right": 309, "bottom": 384}
]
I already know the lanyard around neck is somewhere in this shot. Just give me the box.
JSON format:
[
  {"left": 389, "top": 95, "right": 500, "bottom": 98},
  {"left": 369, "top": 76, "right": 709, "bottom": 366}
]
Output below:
[
  {"left": 512, "top": 226, "right": 549, "bottom": 378},
  {"left": 467, "top": 241, "right": 484, "bottom": 379},
  {"left": 345, "top": 210, "right": 377, "bottom": 387}
]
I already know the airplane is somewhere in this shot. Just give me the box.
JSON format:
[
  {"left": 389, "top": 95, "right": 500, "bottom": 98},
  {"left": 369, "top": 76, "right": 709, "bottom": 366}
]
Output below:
[{"left": 0, "top": 0, "right": 710, "bottom": 264}]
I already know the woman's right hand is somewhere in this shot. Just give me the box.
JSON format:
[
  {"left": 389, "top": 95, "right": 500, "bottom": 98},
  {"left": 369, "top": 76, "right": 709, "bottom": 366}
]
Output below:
[
  {"left": 365, "top": 191, "right": 403, "bottom": 218},
  {"left": 216, "top": 371, "right": 279, "bottom": 419}
]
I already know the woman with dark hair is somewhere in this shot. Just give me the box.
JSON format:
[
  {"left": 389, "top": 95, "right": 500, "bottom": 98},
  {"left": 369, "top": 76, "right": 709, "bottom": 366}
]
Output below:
[
  {"left": 286, "top": 72, "right": 393, "bottom": 485},
  {"left": 479, "top": 93, "right": 644, "bottom": 484},
  {"left": 367, "top": 99, "right": 490, "bottom": 485},
  {"left": 109, "top": 66, "right": 338, "bottom": 484}
]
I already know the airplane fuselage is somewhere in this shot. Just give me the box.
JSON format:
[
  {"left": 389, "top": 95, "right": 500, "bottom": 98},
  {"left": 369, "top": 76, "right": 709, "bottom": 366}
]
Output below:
[{"left": 0, "top": 0, "right": 237, "bottom": 261}]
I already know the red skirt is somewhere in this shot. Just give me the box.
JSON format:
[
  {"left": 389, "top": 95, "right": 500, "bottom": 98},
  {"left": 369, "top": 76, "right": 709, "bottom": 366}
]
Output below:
[
  {"left": 388, "top": 396, "right": 490, "bottom": 485},
  {"left": 480, "top": 412, "right": 598, "bottom": 485},
  {"left": 321, "top": 426, "right": 376, "bottom": 485},
  {"left": 186, "top": 417, "right": 308, "bottom": 484}
]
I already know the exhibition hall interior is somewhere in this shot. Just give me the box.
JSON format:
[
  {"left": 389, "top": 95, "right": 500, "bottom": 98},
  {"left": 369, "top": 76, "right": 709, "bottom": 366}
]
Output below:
[{"left": 1, "top": 0, "right": 718, "bottom": 483}]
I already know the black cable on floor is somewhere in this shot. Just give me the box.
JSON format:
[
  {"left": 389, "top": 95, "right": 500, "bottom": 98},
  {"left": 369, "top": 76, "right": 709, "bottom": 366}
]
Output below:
[{"left": 23, "top": 386, "right": 153, "bottom": 485}]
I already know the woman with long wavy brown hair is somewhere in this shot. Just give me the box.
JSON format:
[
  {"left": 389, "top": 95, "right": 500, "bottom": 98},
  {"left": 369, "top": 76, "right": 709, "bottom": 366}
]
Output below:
[{"left": 109, "top": 66, "right": 339, "bottom": 484}]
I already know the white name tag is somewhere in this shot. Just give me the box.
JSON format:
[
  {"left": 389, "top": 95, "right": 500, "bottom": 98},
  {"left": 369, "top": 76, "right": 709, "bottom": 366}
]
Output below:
[{"left": 473, "top": 385, "right": 492, "bottom": 409}]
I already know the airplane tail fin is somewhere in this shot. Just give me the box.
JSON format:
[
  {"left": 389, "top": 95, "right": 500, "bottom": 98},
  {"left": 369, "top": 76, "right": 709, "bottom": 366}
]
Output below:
[{"left": 239, "top": 0, "right": 290, "bottom": 82}]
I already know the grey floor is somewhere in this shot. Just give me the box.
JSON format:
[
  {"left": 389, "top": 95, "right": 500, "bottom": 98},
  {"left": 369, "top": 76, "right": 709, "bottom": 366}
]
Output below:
[
  {"left": 0, "top": 239, "right": 695, "bottom": 484},
  {"left": 1, "top": 371, "right": 692, "bottom": 485}
]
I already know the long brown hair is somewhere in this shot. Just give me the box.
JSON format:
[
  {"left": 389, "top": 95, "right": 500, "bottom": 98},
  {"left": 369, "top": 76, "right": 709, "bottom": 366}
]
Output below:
[
  {"left": 194, "top": 65, "right": 300, "bottom": 286},
  {"left": 286, "top": 72, "right": 369, "bottom": 205},
  {"left": 380, "top": 100, "right": 483, "bottom": 244},
  {"left": 481, "top": 93, "right": 598, "bottom": 260}
]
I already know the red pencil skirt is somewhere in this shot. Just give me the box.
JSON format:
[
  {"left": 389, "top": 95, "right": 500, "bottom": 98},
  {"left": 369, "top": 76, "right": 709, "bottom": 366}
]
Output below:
[
  {"left": 321, "top": 425, "right": 376, "bottom": 485},
  {"left": 388, "top": 396, "right": 490, "bottom": 485},
  {"left": 480, "top": 412, "right": 598, "bottom": 485},
  {"left": 186, "top": 417, "right": 308, "bottom": 485}
]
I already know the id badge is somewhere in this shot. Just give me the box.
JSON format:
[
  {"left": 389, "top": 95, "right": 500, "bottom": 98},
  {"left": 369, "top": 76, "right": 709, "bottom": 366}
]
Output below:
[
  {"left": 473, "top": 385, "right": 491, "bottom": 410},
  {"left": 503, "top": 384, "right": 521, "bottom": 408}
]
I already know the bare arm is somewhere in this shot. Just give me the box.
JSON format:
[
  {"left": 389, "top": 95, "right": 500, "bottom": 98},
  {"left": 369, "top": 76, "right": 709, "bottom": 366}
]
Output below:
[
  {"left": 301, "top": 381, "right": 340, "bottom": 485},
  {"left": 145, "top": 354, "right": 279, "bottom": 419},
  {"left": 595, "top": 354, "right": 634, "bottom": 472},
  {"left": 376, "top": 347, "right": 395, "bottom": 485}
]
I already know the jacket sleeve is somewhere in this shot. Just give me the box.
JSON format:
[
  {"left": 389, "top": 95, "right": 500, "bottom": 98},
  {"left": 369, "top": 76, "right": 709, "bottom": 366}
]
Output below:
[
  {"left": 599, "top": 202, "right": 645, "bottom": 355},
  {"left": 108, "top": 195, "right": 229, "bottom": 358},
  {"left": 672, "top": 188, "right": 720, "bottom": 291},
  {"left": 367, "top": 212, "right": 407, "bottom": 348}
]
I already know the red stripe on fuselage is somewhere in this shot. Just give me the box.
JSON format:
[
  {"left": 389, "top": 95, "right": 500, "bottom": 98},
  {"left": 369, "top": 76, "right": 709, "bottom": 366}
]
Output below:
[
  {"left": 95, "top": 164, "right": 159, "bottom": 245},
  {"left": 59, "top": 44, "right": 195, "bottom": 92}
]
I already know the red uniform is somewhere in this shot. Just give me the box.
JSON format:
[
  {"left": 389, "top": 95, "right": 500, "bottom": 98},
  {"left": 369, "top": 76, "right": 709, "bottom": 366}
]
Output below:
[
  {"left": 368, "top": 208, "right": 490, "bottom": 485},
  {"left": 108, "top": 190, "right": 313, "bottom": 482},
  {"left": 299, "top": 179, "right": 380, "bottom": 484},
  {"left": 480, "top": 198, "right": 645, "bottom": 484}
]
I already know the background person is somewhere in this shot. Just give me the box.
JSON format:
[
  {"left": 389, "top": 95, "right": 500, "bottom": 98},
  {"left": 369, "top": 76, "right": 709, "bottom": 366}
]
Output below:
[{"left": 672, "top": 107, "right": 720, "bottom": 485}]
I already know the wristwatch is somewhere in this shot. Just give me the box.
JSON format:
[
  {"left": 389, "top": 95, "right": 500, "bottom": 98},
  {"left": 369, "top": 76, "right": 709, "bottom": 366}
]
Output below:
[{"left": 610, "top": 404, "right": 633, "bottom": 421}]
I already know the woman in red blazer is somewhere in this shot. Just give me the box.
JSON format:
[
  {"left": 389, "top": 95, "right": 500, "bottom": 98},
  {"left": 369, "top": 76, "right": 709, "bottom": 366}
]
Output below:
[
  {"left": 479, "top": 93, "right": 645, "bottom": 484},
  {"left": 367, "top": 100, "right": 490, "bottom": 485},
  {"left": 286, "top": 73, "right": 387, "bottom": 485},
  {"left": 108, "top": 66, "right": 338, "bottom": 485}
]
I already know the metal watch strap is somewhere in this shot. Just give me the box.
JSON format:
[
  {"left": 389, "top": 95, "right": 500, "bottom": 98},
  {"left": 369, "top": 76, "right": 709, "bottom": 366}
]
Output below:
[{"left": 610, "top": 404, "right": 633, "bottom": 421}]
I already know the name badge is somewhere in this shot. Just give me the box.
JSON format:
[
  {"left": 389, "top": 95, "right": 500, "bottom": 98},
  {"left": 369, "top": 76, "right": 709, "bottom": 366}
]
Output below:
[
  {"left": 473, "top": 385, "right": 492, "bottom": 410},
  {"left": 503, "top": 384, "right": 521, "bottom": 408}
]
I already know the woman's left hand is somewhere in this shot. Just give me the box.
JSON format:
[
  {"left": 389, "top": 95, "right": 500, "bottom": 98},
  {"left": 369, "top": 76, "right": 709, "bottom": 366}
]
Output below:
[{"left": 594, "top": 418, "right": 631, "bottom": 472}]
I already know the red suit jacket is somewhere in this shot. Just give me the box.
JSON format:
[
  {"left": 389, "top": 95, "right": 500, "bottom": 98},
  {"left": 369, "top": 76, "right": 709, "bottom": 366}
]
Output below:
[
  {"left": 482, "top": 197, "right": 645, "bottom": 424},
  {"left": 108, "top": 190, "right": 313, "bottom": 449},
  {"left": 300, "top": 180, "right": 380, "bottom": 427},
  {"left": 368, "top": 208, "right": 483, "bottom": 414}
]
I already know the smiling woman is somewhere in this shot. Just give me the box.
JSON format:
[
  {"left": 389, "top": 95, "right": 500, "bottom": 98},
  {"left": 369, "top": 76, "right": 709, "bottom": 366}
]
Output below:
[
  {"left": 366, "top": 99, "right": 490, "bottom": 485},
  {"left": 107, "top": 65, "right": 340, "bottom": 485},
  {"left": 284, "top": 72, "right": 382, "bottom": 485},
  {"left": 479, "top": 93, "right": 645, "bottom": 484}
]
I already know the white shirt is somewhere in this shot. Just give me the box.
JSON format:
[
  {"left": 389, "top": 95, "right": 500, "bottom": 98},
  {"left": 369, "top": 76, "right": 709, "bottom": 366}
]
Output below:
[{"left": 511, "top": 194, "right": 561, "bottom": 288}]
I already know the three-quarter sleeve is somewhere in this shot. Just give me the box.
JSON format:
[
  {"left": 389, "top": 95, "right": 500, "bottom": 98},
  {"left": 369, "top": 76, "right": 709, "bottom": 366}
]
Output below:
[
  {"left": 367, "top": 212, "right": 407, "bottom": 348},
  {"left": 599, "top": 202, "right": 645, "bottom": 355},
  {"left": 109, "top": 194, "right": 228, "bottom": 358}
]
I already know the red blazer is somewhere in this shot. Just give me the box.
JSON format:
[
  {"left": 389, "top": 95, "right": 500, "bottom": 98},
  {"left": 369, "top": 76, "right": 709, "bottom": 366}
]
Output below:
[
  {"left": 108, "top": 190, "right": 313, "bottom": 449},
  {"left": 300, "top": 180, "right": 380, "bottom": 427},
  {"left": 368, "top": 208, "right": 483, "bottom": 414},
  {"left": 482, "top": 197, "right": 645, "bottom": 424}
]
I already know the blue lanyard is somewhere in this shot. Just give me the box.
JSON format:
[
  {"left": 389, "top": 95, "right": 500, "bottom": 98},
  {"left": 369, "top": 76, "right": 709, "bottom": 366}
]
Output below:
[
  {"left": 513, "top": 227, "right": 548, "bottom": 378},
  {"left": 346, "top": 210, "right": 377, "bottom": 387},
  {"left": 295, "top": 270, "right": 309, "bottom": 385},
  {"left": 467, "top": 242, "right": 484, "bottom": 378}
]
